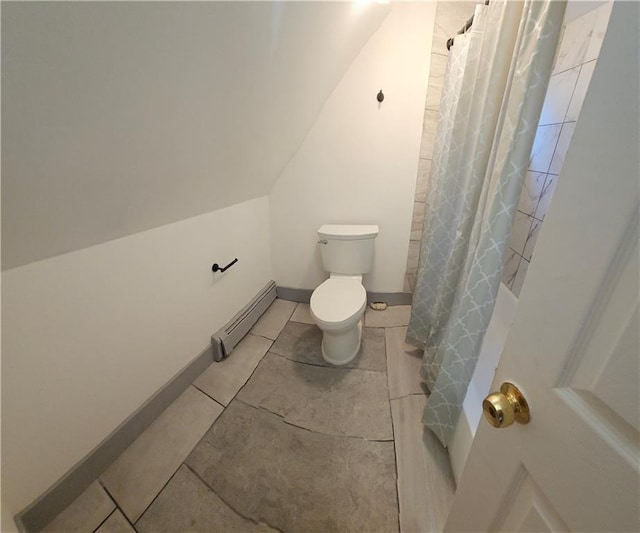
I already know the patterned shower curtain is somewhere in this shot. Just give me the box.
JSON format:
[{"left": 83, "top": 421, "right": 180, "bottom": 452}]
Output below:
[{"left": 407, "top": 0, "right": 566, "bottom": 447}]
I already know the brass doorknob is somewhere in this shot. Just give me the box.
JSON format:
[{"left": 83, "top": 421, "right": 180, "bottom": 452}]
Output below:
[{"left": 482, "top": 382, "right": 530, "bottom": 428}]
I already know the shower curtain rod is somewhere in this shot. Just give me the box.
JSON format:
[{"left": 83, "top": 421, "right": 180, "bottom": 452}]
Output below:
[{"left": 446, "top": 0, "right": 489, "bottom": 51}]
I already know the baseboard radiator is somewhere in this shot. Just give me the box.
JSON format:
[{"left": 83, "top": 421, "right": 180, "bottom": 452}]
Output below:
[{"left": 211, "top": 280, "right": 277, "bottom": 361}]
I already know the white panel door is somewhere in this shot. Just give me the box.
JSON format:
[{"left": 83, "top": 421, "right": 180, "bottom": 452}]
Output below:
[{"left": 445, "top": 3, "right": 639, "bottom": 531}]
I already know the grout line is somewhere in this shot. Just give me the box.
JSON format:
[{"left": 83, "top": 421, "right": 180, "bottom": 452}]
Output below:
[
  {"left": 182, "top": 385, "right": 232, "bottom": 467},
  {"left": 536, "top": 118, "right": 577, "bottom": 128},
  {"left": 541, "top": 120, "right": 578, "bottom": 178},
  {"left": 237, "top": 399, "right": 393, "bottom": 443},
  {"left": 283, "top": 418, "right": 394, "bottom": 443},
  {"left": 91, "top": 508, "right": 117, "bottom": 533},
  {"left": 503, "top": 250, "right": 518, "bottom": 290},
  {"left": 191, "top": 383, "right": 227, "bottom": 409},
  {"left": 238, "top": 398, "right": 287, "bottom": 420},
  {"left": 131, "top": 466, "right": 183, "bottom": 527},
  {"left": 522, "top": 212, "right": 542, "bottom": 260},
  {"left": 516, "top": 207, "right": 533, "bottom": 217},
  {"left": 288, "top": 319, "right": 314, "bottom": 325},
  {"left": 268, "top": 348, "right": 385, "bottom": 374},
  {"left": 561, "top": 64, "right": 582, "bottom": 125},
  {"left": 390, "top": 392, "right": 429, "bottom": 402},
  {"left": 252, "top": 300, "right": 296, "bottom": 340},
  {"left": 98, "top": 479, "right": 119, "bottom": 508},
  {"left": 248, "top": 332, "right": 277, "bottom": 343},
  {"left": 534, "top": 173, "right": 556, "bottom": 221},
  {"left": 289, "top": 303, "right": 315, "bottom": 325},
  {"left": 99, "top": 482, "right": 138, "bottom": 530},
  {"left": 267, "top": 351, "right": 322, "bottom": 369},
  {"left": 536, "top": 120, "right": 568, "bottom": 127},
  {"left": 183, "top": 463, "right": 285, "bottom": 533},
  {"left": 225, "top": 349, "right": 272, "bottom": 404},
  {"left": 383, "top": 327, "right": 403, "bottom": 533},
  {"left": 280, "top": 300, "right": 297, "bottom": 324},
  {"left": 508, "top": 246, "right": 529, "bottom": 264},
  {"left": 551, "top": 57, "right": 598, "bottom": 78},
  {"left": 121, "top": 510, "right": 138, "bottom": 532}
]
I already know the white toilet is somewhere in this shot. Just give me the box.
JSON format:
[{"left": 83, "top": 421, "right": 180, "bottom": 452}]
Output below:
[{"left": 310, "top": 224, "right": 379, "bottom": 366}]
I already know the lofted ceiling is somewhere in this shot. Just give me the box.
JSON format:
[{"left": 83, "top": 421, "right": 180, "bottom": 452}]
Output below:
[{"left": 2, "top": 2, "right": 389, "bottom": 269}]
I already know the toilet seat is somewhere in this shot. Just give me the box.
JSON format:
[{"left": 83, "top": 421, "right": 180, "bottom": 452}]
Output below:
[{"left": 310, "top": 277, "right": 367, "bottom": 329}]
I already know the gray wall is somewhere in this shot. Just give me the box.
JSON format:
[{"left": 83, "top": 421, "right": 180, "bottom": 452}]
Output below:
[{"left": 2, "top": 2, "right": 388, "bottom": 269}]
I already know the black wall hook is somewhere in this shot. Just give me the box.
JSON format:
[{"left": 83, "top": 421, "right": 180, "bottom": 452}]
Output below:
[
  {"left": 377, "top": 90, "right": 384, "bottom": 102},
  {"left": 212, "top": 258, "right": 238, "bottom": 273}
]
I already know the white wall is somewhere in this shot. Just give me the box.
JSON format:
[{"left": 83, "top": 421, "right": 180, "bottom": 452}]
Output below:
[
  {"left": 2, "top": 2, "right": 388, "bottom": 269},
  {"left": 1, "top": 197, "right": 272, "bottom": 530},
  {"left": 1, "top": 3, "right": 436, "bottom": 527},
  {"left": 269, "top": 3, "right": 436, "bottom": 293}
]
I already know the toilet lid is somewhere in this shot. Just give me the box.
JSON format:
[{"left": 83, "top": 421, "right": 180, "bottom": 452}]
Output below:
[{"left": 310, "top": 278, "right": 367, "bottom": 326}]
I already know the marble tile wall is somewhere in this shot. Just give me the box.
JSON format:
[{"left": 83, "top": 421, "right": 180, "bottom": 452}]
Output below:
[
  {"left": 404, "top": 1, "right": 478, "bottom": 293},
  {"left": 502, "top": 2, "right": 612, "bottom": 297}
]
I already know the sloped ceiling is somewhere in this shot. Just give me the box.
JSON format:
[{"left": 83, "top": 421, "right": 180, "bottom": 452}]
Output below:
[{"left": 1, "top": 2, "right": 389, "bottom": 269}]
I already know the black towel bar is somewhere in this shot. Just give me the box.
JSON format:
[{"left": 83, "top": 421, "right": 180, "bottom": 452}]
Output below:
[{"left": 212, "top": 258, "right": 238, "bottom": 273}]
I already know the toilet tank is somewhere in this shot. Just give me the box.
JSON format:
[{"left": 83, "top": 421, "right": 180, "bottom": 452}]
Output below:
[{"left": 318, "top": 224, "right": 379, "bottom": 275}]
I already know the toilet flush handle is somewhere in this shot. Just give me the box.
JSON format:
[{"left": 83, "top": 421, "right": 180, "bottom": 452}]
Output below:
[{"left": 317, "top": 239, "right": 328, "bottom": 245}]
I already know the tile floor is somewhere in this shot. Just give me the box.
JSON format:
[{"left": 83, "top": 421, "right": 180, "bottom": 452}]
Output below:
[{"left": 42, "top": 301, "right": 455, "bottom": 533}]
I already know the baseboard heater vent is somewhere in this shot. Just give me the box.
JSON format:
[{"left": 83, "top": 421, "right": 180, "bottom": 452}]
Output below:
[{"left": 211, "top": 280, "right": 277, "bottom": 361}]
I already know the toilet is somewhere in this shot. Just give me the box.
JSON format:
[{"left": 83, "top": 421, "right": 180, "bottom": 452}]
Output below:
[{"left": 310, "top": 224, "right": 379, "bottom": 366}]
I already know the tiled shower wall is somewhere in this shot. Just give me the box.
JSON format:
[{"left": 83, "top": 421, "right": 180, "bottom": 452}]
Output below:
[
  {"left": 502, "top": 2, "right": 612, "bottom": 296},
  {"left": 404, "top": 1, "right": 612, "bottom": 297},
  {"left": 404, "top": 1, "right": 478, "bottom": 292}
]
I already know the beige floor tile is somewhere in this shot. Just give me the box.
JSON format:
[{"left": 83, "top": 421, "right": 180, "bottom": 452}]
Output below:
[
  {"left": 137, "top": 465, "right": 276, "bottom": 532},
  {"left": 100, "top": 386, "right": 223, "bottom": 523},
  {"left": 270, "top": 322, "right": 386, "bottom": 372},
  {"left": 187, "top": 401, "right": 398, "bottom": 532},
  {"left": 193, "top": 334, "right": 272, "bottom": 405},
  {"left": 238, "top": 353, "right": 393, "bottom": 440},
  {"left": 391, "top": 395, "right": 455, "bottom": 533},
  {"left": 250, "top": 299, "right": 296, "bottom": 340},
  {"left": 43, "top": 481, "right": 115, "bottom": 532},
  {"left": 365, "top": 305, "right": 412, "bottom": 328},
  {"left": 95, "top": 510, "right": 135, "bottom": 533},
  {"left": 386, "top": 326, "right": 426, "bottom": 399},
  {"left": 290, "top": 303, "right": 314, "bottom": 324}
]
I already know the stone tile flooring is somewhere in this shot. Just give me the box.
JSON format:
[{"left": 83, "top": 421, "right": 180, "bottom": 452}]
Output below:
[{"left": 42, "top": 300, "right": 455, "bottom": 533}]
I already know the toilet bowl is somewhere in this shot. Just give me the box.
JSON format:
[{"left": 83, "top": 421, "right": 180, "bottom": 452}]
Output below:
[
  {"left": 310, "top": 223, "right": 378, "bottom": 365},
  {"left": 310, "top": 275, "right": 367, "bottom": 365}
]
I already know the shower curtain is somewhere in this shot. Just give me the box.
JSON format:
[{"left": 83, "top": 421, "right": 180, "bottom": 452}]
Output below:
[{"left": 407, "top": 0, "right": 566, "bottom": 447}]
